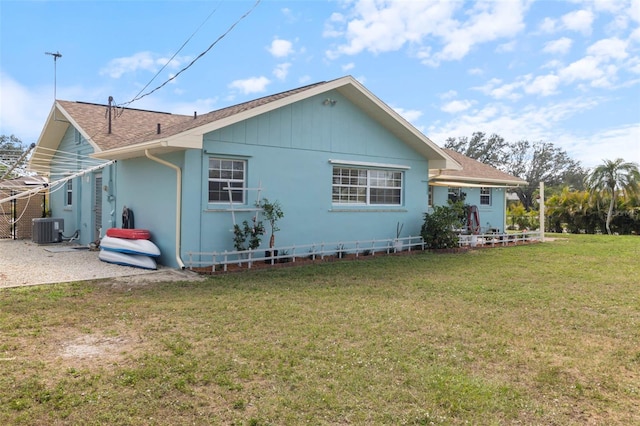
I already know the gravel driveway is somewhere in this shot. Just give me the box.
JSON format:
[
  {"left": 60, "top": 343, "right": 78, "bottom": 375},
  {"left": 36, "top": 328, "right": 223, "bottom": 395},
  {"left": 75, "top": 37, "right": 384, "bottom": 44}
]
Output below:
[{"left": 0, "top": 239, "right": 203, "bottom": 288}]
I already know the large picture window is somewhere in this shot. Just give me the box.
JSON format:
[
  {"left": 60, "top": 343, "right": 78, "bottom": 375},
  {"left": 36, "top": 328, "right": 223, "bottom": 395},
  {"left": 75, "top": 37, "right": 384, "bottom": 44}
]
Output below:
[
  {"left": 332, "top": 167, "right": 402, "bottom": 205},
  {"left": 208, "top": 158, "right": 246, "bottom": 203}
]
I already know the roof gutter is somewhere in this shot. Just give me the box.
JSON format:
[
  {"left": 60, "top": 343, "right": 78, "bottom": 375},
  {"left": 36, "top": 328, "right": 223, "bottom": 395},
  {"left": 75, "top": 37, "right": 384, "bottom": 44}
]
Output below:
[
  {"left": 429, "top": 175, "right": 527, "bottom": 187},
  {"left": 144, "top": 149, "right": 185, "bottom": 269}
]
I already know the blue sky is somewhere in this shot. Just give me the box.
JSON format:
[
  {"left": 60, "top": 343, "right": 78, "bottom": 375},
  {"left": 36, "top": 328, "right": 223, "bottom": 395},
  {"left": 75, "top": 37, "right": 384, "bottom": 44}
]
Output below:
[{"left": 1, "top": 0, "right": 639, "bottom": 168}]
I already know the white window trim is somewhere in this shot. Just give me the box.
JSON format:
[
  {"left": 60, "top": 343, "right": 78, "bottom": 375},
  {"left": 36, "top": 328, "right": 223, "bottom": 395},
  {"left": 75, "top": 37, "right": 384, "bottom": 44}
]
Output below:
[
  {"left": 207, "top": 157, "right": 247, "bottom": 204},
  {"left": 480, "top": 187, "right": 492, "bottom": 206},
  {"left": 332, "top": 166, "right": 404, "bottom": 206},
  {"left": 329, "top": 159, "right": 410, "bottom": 170},
  {"left": 65, "top": 179, "right": 73, "bottom": 207}
]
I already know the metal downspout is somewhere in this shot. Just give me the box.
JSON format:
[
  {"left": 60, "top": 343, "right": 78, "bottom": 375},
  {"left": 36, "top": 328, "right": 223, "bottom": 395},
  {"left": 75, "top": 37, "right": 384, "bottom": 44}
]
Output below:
[{"left": 144, "top": 149, "right": 185, "bottom": 269}]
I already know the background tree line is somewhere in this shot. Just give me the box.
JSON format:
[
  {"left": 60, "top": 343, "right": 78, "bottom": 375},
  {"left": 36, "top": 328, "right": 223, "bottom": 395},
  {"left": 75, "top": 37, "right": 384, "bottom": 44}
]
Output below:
[{"left": 445, "top": 132, "right": 640, "bottom": 235}]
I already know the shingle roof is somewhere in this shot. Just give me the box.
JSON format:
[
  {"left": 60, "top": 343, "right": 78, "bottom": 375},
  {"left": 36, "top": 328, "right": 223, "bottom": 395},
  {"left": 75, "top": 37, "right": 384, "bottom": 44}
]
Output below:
[
  {"left": 432, "top": 148, "right": 527, "bottom": 186},
  {"left": 57, "top": 101, "right": 191, "bottom": 151},
  {"left": 38, "top": 76, "right": 456, "bottom": 170},
  {"left": 57, "top": 81, "right": 328, "bottom": 152}
]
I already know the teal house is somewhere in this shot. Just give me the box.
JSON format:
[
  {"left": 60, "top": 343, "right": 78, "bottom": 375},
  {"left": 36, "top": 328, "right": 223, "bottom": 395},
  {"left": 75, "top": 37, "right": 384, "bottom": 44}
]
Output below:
[{"left": 30, "top": 76, "right": 521, "bottom": 268}]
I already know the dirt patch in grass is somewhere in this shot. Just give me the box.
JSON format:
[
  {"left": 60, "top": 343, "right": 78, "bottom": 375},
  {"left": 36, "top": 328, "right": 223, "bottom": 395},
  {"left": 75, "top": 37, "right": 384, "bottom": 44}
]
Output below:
[{"left": 58, "top": 334, "right": 134, "bottom": 361}]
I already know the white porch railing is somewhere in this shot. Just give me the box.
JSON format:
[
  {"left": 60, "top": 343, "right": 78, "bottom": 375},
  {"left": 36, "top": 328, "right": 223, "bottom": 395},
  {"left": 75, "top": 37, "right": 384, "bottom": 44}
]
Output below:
[
  {"left": 457, "top": 230, "right": 542, "bottom": 247},
  {"left": 185, "top": 236, "right": 425, "bottom": 272},
  {"left": 184, "top": 231, "right": 542, "bottom": 272}
]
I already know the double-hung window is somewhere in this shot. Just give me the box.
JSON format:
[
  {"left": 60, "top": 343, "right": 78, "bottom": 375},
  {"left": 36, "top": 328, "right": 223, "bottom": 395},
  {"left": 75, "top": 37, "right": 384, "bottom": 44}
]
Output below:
[
  {"left": 65, "top": 179, "right": 73, "bottom": 206},
  {"left": 480, "top": 187, "right": 491, "bottom": 206},
  {"left": 332, "top": 166, "right": 403, "bottom": 205},
  {"left": 208, "top": 158, "right": 246, "bottom": 203}
]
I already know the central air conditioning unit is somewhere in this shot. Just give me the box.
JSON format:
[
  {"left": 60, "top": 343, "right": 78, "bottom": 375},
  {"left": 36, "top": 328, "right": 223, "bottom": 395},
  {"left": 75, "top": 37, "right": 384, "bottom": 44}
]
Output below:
[{"left": 32, "top": 218, "right": 64, "bottom": 244}]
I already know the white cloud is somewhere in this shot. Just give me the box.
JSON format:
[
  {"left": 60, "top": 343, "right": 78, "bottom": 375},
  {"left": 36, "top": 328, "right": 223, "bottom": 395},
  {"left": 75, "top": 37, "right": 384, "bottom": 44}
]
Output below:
[
  {"left": 605, "top": 13, "right": 629, "bottom": 33},
  {"left": 439, "top": 90, "right": 457, "bottom": 100},
  {"left": 587, "top": 37, "right": 628, "bottom": 60},
  {"left": 281, "top": 7, "right": 297, "bottom": 23},
  {"left": 496, "top": 41, "right": 517, "bottom": 53},
  {"left": 489, "top": 82, "right": 525, "bottom": 101},
  {"left": 558, "top": 124, "right": 640, "bottom": 167},
  {"left": 524, "top": 74, "right": 561, "bottom": 96},
  {"left": 441, "top": 99, "right": 474, "bottom": 114},
  {"left": 538, "top": 17, "right": 558, "bottom": 33},
  {"left": 474, "top": 77, "right": 524, "bottom": 101},
  {"left": 392, "top": 106, "right": 423, "bottom": 123},
  {"left": 167, "top": 97, "right": 220, "bottom": 116},
  {"left": 323, "top": 12, "right": 346, "bottom": 38},
  {"left": 543, "top": 37, "right": 573, "bottom": 55},
  {"left": 628, "top": 56, "right": 640, "bottom": 74},
  {"left": 629, "top": 0, "right": 640, "bottom": 23},
  {"left": 324, "top": 0, "right": 528, "bottom": 66},
  {"left": 468, "top": 67, "right": 484, "bottom": 76},
  {"left": 0, "top": 72, "right": 108, "bottom": 142},
  {"left": 0, "top": 72, "right": 52, "bottom": 142},
  {"left": 561, "top": 9, "right": 595, "bottom": 35},
  {"left": 432, "top": 1, "right": 527, "bottom": 64},
  {"left": 591, "top": 0, "right": 625, "bottom": 14},
  {"left": 228, "top": 77, "right": 271, "bottom": 95},
  {"left": 268, "top": 39, "right": 294, "bottom": 58},
  {"left": 541, "top": 59, "right": 563, "bottom": 70},
  {"left": 341, "top": 62, "right": 355, "bottom": 72},
  {"left": 273, "top": 63, "right": 291, "bottom": 81},
  {"left": 559, "top": 56, "right": 605, "bottom": 84},
  {"left": 100, "top": 52, "right": 189, "bottom": 79}
]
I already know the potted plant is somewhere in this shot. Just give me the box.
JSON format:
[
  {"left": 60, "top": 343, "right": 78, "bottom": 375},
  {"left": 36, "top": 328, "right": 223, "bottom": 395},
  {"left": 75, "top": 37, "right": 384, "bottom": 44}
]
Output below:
[{"left": 258, "top": 198, "right": 284, "bottom": 260}]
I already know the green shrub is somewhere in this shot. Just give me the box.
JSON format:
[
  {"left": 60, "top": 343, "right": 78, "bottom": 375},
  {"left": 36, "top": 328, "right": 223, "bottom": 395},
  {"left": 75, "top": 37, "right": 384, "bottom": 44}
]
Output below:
[{"left": 421, "top": 205, "right": 460, "bottom": 249}]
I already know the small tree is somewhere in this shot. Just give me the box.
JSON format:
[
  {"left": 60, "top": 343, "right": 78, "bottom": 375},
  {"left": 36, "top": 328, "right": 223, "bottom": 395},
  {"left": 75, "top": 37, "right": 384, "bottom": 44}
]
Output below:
[
  {"left": 421, "top": 205, "right": 461, "bottom": 249},
  {"left": 258, "top": 198, "right": 284, "bottom": 249}
]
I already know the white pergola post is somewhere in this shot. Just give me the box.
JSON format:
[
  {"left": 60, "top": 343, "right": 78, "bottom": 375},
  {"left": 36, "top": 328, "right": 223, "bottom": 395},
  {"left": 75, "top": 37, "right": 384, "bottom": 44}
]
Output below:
[{"left": 539, "top": 181, "right": 545, "bottom": 242}]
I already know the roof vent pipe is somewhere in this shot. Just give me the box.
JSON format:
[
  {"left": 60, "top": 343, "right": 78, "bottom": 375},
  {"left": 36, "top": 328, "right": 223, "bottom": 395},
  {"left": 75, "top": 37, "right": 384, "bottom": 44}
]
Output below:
[
  {"left": 108, "top": 96, "right": 113, "bottom": 134},
  {"left": 157, "top": 123, "right": 161, "bottom": 134},
  {"left": 194, "top": 111, "right": 197, "bottom": 119}
]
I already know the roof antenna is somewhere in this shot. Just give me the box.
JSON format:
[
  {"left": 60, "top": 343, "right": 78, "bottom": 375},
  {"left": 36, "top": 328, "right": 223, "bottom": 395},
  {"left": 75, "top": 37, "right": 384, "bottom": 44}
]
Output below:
[
  {"left": 45, "top": 51, "right": 62, "bottom": 101},
  {"left": 45, "top": 51, "right": 62, "bottom": 121}
]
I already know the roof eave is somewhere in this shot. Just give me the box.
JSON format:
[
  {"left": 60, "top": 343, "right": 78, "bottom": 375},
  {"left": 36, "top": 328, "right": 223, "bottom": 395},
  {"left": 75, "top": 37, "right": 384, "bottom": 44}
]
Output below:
[
  {"left": 29, "top": 104, "right": 71, "bottom": 175},
  {"left": 92, "top": 134, "right": 202, "bottom": 160}
]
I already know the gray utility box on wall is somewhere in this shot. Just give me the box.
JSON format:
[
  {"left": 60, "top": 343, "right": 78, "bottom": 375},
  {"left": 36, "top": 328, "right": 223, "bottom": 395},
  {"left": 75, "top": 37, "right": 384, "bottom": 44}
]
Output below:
[{"left": 32, "top": 218, "right": 64, "bottom": 244}]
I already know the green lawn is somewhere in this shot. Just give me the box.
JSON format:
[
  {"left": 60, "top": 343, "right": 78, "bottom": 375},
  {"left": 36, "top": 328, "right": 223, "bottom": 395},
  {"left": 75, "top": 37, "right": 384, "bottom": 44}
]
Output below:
[{"left": 1, "top": 234, "right": 638, "bottom": 425}]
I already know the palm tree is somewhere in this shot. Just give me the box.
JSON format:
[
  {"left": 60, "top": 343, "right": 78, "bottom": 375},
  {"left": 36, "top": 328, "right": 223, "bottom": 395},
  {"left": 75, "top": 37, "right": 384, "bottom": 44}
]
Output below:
[{"left": 585, "top": 159, "right": 640, "bottom": 234}]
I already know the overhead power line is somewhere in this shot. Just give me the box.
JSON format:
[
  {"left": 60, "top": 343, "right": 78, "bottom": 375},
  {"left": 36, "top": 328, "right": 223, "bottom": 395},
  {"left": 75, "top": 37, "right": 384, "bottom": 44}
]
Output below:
[
  {"left": 118, "top": 0, "right": 261, "bottom": 108},
  {"left": 124, "top": 1, "right": 223, "bottom": 108}
]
